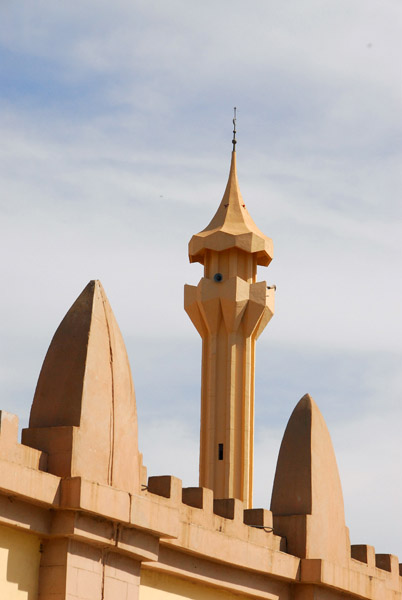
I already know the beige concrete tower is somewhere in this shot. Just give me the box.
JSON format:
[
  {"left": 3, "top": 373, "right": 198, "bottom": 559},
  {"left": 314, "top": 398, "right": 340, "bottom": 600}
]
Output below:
[{"left": 185, "top": 133, "right": 275, "bottom": 507}]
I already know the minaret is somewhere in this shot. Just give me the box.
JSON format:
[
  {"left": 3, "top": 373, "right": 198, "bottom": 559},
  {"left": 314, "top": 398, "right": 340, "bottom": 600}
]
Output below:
[{"left": 184, "top": 114, "right": 275, "bottom": 507}]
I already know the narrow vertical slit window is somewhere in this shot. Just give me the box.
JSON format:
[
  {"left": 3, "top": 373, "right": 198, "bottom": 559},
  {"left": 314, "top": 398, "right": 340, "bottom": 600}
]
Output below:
[{"left": 218, "top": 443, "right": 224, "bottom": 460}]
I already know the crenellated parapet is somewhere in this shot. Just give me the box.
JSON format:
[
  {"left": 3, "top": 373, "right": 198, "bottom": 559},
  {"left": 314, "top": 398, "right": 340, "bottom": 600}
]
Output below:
[{"left": 0, "top": 422, "right": 400, "bottom": 599}]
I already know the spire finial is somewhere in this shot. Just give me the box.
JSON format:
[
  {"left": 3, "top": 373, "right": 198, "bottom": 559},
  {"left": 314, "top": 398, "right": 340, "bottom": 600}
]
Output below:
[{"left": 232, "top": 107, "right": 237, "bottom": 152}]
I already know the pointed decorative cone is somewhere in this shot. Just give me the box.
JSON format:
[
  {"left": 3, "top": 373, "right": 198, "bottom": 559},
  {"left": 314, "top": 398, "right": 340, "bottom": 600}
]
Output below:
[
  {"left": 22, "top": 280, "right": 141, "bottom": 494},
  {"left": 270, "top": 394, "right": 350, "bottom": 564},
  {"left": 188, "top": 152, "right": 273, "bottom": 266}
]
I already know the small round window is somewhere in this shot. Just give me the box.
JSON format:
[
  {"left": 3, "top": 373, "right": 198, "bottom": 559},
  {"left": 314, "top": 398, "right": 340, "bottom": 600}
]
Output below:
[{"left": 214, "top": 273, "right": 223, "bottom": 282}]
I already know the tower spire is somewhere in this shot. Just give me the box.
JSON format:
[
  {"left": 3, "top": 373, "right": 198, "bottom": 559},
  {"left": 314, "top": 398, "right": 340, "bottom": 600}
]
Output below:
[{"left": 185, "top": 145, "right": 275, "bottom": 507}]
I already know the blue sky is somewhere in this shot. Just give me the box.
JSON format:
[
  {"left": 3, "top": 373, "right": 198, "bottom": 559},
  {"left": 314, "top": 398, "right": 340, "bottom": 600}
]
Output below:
[{"left": 1, "top": 0, "right": 402, "bottom": 557}]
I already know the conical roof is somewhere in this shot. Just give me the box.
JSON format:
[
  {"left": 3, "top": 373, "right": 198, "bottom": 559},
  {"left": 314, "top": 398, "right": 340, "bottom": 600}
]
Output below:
[
  {"left": 271, "top": 394, "right": 346, "bottom": 519},
  {"left": 270, "top": 394, "right": 349, "bottom": 564},
  {"left": 189, "top": 152, "right": 273, "bottom": 266},
  {"left": 28, "top": 280, "right": 140, "bottom": 493}
]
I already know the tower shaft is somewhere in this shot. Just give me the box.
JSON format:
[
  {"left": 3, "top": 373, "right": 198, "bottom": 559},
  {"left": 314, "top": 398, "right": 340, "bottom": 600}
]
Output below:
[
  {"left": 185, "top": 248, "right": 274, "bottom": 507},
  {"left": 201, "top": 325, "right": 254, "bottom": 503}
]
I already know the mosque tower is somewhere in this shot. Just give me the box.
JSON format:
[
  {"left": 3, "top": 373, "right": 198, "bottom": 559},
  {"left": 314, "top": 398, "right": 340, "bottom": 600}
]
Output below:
[{"left": 184, "top": 113, "right": 275, "bottom": 507}]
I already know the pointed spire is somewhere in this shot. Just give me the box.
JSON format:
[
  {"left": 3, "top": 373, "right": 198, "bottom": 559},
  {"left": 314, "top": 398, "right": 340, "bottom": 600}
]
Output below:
[
  {"left": 23, "top": 280, "right": 141, "bottom": 494},
  {"left": 270, "top": 394, "right": 350, "bottom": 564},
  {"left": 188, "top": 151, "right": 273, "bottom": 266}
]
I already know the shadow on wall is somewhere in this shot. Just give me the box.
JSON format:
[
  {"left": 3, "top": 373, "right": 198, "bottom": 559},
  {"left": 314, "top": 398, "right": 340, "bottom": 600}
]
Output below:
[
  {"left": 0, "top": 524, "right": 41, "bottom": 599},
  {"left": 140, "top": 569, "right": 253, "bottom": 600}
]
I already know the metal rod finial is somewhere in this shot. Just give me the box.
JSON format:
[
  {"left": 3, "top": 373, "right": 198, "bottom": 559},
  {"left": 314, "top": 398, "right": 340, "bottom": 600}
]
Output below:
[{"left": 232, "top": 107, "right": 237, "bottom": 151}]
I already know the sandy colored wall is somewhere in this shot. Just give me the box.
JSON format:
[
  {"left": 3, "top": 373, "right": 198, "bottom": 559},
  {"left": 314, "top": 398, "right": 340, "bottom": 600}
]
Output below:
[
  {"left": 140, "top": 569, "right": 250, "bottom": 600},
  {"left": 0, "top": 524, "right": 41, "bottom": 600}
]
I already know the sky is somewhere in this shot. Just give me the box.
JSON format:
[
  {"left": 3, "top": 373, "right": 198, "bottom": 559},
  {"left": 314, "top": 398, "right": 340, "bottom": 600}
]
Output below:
[{"left": 1, "top": 0, "right": 402, "bottom": 558}]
